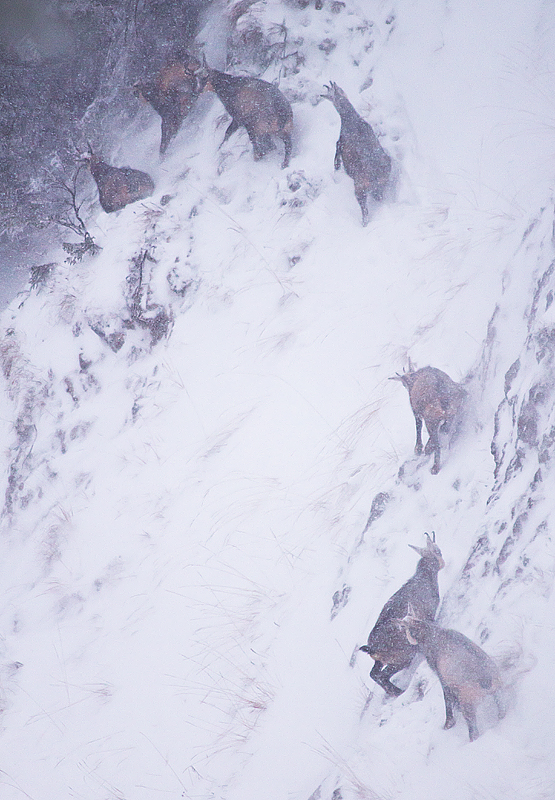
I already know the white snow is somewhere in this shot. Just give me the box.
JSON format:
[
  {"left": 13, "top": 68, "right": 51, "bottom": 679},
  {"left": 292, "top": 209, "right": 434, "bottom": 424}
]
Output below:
[{"left": 1, "top": 1, "right": 555, "bottom": 798}]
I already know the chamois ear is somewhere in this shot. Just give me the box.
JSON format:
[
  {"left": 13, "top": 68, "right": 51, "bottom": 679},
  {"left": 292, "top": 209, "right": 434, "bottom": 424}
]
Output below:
[{"left": 408, "top": 543, "right": 425, "bottom": 557}]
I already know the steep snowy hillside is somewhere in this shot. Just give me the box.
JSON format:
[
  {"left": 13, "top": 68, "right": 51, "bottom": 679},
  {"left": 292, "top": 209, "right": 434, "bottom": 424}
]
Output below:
[{"left": 1, "top": 1, "right": 555, "bottom": 799}]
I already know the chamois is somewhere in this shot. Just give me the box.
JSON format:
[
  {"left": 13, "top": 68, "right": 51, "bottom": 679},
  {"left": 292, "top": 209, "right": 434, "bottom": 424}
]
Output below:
[
  {"left": 390, "top": 362, "right": 466, "bottom": 474},
  {"left": 398, "top": 609, "right": 504, "bottom": 741},
  {"left": 188, "top": 57, "right": 293, "bottom": 168},
  {"left": 134, "top": 52, "right": 202, "bottom": 154},
  {"left": 360, "top": 533, "right": 444, "bottom": 697},
  {"left": 82, "top": 151, "right": 154, "bottom": 213},
  {"left": 322, "top": 82, "right": 391, "bottom": 225}
]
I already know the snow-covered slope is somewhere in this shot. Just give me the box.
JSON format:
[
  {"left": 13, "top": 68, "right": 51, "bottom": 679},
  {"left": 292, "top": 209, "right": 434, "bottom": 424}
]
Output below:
[{"left": 1, "top": 1, "right": 555, "bottom": 798}]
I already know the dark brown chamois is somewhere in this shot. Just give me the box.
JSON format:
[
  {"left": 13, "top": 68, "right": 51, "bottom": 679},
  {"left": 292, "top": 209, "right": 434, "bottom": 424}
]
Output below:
[
  {"left": 134, "top": 52, "right": 202, "bottom": 155},
  {"left": 360, "top": 533, "right": 444, "bottom": 697},
  {"left": 398, "top": 609, "right": 504, "bottom": 741},
  {"left": 82, "top": 151, "right": 154, "bottom": 213},
  {"left": 322, "top": 82, "right": 391, "bottom": 225},
  {"left": 390, "top": 362, "right": 466, "bottom": 474},
  {"left": 189, "top": 58, "right": 293, "bottom": 168}
]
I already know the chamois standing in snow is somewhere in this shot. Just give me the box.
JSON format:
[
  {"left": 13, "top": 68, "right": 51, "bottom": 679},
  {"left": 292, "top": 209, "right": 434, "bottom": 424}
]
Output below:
[
  {"left": 134, "top": 52, "right": 202, "bottom": 155},
  {"left": 390, "top": 362, "right": 466, "bottom": 474},
  {"left": 359, "top": 533, "right": 444, "bottom": 697},
  {"left": 322, "top": 81, "right": 391, "bottom": 225},
  {"left": 397, "top": 608, "right": 504, "bottom": 741},
  {"left": 188, "top": 56, "right": 293, "bottom": 168},
  {"left": 82, "top": 150, "right": 154, "bottom": 213}
]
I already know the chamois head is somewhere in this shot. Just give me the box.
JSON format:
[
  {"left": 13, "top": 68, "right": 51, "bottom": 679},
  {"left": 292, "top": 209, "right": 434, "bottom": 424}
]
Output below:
[
  {"left": 321, "top": 81, "right": 348, "bottom": 106},
  {"left": 408, "top": 531, "right": 445, "bottom": 569},
  {"left": 389, "top": 356, "right": 418, "bottom": 389},
  {"left": 186, "top": 53, "right": 212, "bottom": 93}
]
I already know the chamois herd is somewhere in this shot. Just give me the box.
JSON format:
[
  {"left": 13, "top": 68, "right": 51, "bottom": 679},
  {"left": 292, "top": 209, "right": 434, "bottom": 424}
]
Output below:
[
  {"left": 81, "top": 50, "right": 390, "bottom": 224},
  {"left": 79, "top": 47, "right": 506, "bottom": 742}
]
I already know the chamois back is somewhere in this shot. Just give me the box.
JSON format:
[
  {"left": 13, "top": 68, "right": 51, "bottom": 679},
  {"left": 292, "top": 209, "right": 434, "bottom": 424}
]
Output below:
[
  {"left": 189, "top": 57, "right": 293, "bottom": 168},
  {"left": 83, "top": 152, "right": 154, "bottom": 213}
]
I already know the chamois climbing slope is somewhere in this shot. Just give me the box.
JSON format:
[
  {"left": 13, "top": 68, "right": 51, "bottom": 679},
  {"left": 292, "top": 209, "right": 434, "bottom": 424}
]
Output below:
[{"left": 0, "top": 1, "right": 554, "bottom": 799}]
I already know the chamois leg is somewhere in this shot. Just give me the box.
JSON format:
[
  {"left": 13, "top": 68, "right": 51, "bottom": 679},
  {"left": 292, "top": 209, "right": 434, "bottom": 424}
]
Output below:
[
  {"left": 280, "top": 131, "right": 292, "bottom": 168},
  {"left": 494, "top": 691, "right": 507, "bottom": 721},
  {"left": 246, "top": 127, "right": 273, "bottom": 161},
  {"left": 415, "top": 416, "right": 423, "bottom": 455},
  {"left": 442, "top": 685, "right": 456, "bottom": 730},
  {"left": 251, "top": 138, "right": 264, "bottom": 160},
  {"left": 424, "top": 421, "right": 441, "bottom": 474},
  {"left": 160, "top": 113, "right": 182, "bottom": 155},
  {"left": 221, "top": 118, "right": 240, "bottom": 146},
  {"left": 369, "top": 661, "right": 404, "bottom": 697},
  {"left": 354, "top": 185, "right": 369, "bottom": 226},
  {"left": 461, "top": 702, "right": 480, "bottom": 741}
]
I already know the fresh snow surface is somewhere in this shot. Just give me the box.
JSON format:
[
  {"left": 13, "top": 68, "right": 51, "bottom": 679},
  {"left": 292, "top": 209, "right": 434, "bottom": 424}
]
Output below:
[{"left": 1, "top": 1, "right": 555, "bottom": 798}]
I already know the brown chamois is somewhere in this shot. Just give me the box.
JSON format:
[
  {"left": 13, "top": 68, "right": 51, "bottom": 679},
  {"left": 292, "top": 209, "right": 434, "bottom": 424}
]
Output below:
[
  {"left": 322, "top": 82, "right": 391, "bottom": 225},
  {"left": 390, "top": 362, "right": 466, "bottom": 474},
  {"left": 359, "top": 533, "right": 444, "bottom": 697},
  {"left": 398, "top": 608, "right": 504, "bottom": 741},
  {"left": 189, "top": 57, "right": 293, "bottom": 168},
  {"left": 82, "top": 150, "right": 154, "bottom": 213},
  {"left": 134, "top": 52, "right": 202, "bottom": 155}
]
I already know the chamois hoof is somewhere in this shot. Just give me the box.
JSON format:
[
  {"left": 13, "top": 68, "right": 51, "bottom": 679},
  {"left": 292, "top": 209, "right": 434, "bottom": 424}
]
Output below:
[
  {"left": 430, "top": 464, "right": 440, "bottom": 475},
  {"left": 385, "top": 684, "right": 404, "bottom": 698},
  {"left": 443, "top": 717, "right": 456, "bottom": 730}
]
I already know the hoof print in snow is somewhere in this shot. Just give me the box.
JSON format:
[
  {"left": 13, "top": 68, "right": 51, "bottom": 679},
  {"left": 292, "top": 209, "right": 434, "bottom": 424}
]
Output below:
[
  {"left": 167, "top": 262, "right": 198, "bottom": 297},
  {"left": 331, "top": 1, "right": 345, "bottom": 12},
  {"left": 318, "top": 38, "right": 337, "bottom": 55},
  {"left": 89, "top": 318, "right": 126, "bottom": 353},
  {"left": 279, "top": 171, "right": 320, "bottom": 211},
  {"left": 330, "top": 584, "right": 351, "bottom": 619}
]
